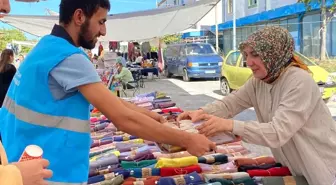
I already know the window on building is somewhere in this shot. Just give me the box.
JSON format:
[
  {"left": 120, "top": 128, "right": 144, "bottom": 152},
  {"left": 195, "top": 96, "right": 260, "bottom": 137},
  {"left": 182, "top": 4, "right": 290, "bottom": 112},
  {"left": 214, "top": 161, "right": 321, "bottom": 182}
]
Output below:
[
  {"left": 302, "top": 13, "right": 321, "bottom": 58},
  {"left": 248, "top": 0, "right": 257, "bottom": 8},
  {"left": 228, "top": 0, "right": 233, "bottom": 14}
]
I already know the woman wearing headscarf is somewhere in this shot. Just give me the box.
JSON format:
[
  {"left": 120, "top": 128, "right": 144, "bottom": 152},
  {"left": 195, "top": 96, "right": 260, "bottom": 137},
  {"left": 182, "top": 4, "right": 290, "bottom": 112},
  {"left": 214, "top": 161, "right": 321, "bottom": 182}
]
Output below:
[{"left": 177, "top": 26, "right": 336, "bottom": 184}]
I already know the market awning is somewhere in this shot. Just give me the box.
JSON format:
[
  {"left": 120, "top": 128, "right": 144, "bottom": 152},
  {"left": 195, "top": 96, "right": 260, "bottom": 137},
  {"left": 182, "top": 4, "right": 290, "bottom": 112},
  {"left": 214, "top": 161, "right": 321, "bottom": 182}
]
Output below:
[{"left": 1, "top": 0, "right": 219, "bottom": 41}]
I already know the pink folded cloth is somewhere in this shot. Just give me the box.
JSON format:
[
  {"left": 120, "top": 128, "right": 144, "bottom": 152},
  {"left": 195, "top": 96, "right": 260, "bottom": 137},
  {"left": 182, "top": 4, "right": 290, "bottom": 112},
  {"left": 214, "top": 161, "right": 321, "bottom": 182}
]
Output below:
[
  {"left": 216, "top": 145, "right": 246, "bottom": 154},
  {"left": 199, "top": 161, "right": 237, "bottom": 174}
]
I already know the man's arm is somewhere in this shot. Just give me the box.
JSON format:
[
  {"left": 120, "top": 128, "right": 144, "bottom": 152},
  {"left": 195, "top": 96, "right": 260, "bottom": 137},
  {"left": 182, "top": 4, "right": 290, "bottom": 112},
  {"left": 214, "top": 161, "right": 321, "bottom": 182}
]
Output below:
[
  {"left": 119, "top": 99, "right": 163, "bottom": 122},
  {"left": 78, "top": 82, "right": 188, "bottom": 146}
]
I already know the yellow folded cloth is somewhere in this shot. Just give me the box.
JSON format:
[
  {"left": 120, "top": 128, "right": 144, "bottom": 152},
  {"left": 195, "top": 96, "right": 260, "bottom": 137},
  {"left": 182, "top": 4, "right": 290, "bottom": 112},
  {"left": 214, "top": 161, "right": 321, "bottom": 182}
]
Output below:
[
  {"left": 90, "top": 150, "right": 121, "bottom": 162},
  {"left": 155, "top": 156, "right": 198, "bottom": 168},
  {"left": 123, "top": 139, "right": 144, "bottom": 144}
]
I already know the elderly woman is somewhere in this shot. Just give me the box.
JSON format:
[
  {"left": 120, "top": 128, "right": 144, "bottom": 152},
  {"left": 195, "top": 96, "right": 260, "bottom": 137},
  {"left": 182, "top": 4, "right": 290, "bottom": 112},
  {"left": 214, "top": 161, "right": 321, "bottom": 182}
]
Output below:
[{"left": 178, "top": 26, "right": 336, "bottom": 184}]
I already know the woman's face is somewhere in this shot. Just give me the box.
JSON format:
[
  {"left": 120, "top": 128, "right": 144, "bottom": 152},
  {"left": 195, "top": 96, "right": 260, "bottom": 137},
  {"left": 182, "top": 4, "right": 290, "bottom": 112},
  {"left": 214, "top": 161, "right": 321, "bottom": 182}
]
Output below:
[
  {"left": 9, "top": 55, "right": 14, "bottom": 63},
  {"left": 243, "top": 46, "right": 268, "bottom": 80}
]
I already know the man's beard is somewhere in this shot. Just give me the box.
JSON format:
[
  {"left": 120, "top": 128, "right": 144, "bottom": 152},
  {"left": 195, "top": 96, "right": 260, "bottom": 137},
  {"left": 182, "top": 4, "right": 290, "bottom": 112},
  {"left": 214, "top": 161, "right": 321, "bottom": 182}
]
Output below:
[{"left": 79, "top": 20, "right": 98, "bottom": 50}]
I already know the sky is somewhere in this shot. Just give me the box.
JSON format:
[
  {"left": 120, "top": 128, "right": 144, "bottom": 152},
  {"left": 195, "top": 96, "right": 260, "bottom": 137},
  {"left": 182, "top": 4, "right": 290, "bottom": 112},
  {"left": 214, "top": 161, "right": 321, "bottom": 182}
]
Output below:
[{"left": 2, "top": 0, "right": 158, "bottom": 39}]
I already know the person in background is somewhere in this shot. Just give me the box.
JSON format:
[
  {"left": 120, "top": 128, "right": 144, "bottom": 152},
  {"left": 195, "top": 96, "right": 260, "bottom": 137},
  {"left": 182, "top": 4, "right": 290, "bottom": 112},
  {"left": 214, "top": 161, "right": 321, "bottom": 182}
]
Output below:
[
  {"left": 116, "top": 51, "right": 127, "bottom": 67},
  {"left": 0, "top": 1, "right": 53, "bottom": 185},
  {"left": 0, "top": 49, "right": 15, "bottom": 107},
  {"left": 113, "top": 61, "right": 134, "bottom": 89},
  {"left": 177, "top": 26, "right": 336, "bottom": 185},
  {"left": 0, "top": 0, "right": 215, "bottom": 184}
]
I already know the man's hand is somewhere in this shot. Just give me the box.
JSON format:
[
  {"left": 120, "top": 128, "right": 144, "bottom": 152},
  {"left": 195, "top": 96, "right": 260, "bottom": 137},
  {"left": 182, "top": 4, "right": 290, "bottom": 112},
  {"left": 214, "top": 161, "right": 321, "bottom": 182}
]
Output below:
[
  {"left": 177, "top": 109, "right": 205, "bottom": 122},
  {"left": 183, "top": 133, "right": 216, "bottom": 156},
  {"left": 13, "top": 159, "right": 53, "bottom": 185},
  {"left": 195, "top": 114, "right": 234, "bottom": 137}
]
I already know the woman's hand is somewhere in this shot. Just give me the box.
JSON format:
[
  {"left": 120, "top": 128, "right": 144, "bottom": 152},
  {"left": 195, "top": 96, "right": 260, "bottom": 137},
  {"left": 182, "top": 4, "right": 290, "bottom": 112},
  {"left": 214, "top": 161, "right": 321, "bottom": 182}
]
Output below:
[
  {"left": 13, "top": 159, "right": 53, "bottom": 185},
  {"left": 195, "top": 114, "right": 234, "bottom": 137},
  {"left": 177, "top": 109, "right": 205, "bottom": 122}
]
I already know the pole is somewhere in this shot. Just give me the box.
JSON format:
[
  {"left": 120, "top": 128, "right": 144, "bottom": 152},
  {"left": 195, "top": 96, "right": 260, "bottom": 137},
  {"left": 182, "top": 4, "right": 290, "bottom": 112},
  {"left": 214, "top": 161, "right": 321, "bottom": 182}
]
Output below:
[
  {"left": 232, "top": 0, "right": 236, "bottom": 50},
  {"left": 215, "top": 3, "right": 219, "bottom": 52}
]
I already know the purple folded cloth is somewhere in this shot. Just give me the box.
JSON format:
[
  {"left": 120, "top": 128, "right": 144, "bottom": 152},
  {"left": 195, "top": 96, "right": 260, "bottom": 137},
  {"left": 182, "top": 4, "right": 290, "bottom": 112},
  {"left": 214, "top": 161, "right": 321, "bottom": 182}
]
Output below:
[
  {"left": 119, "top": 150, "right": 155, "bottom": 162},
  {"left": 115, "top": 142, "right": 146, "bottom": 153},
  {"left": 154, "top": 102, "right": 176, "bottom": 109},
  {"left": 89, "top": 165, "right": 122, "bottom": 177},
  {"left": 90, "top": 154, "right": 119, "bottom": 169},
  {"left": 91, "top": 140, "right": 113, "bottom": 148}
]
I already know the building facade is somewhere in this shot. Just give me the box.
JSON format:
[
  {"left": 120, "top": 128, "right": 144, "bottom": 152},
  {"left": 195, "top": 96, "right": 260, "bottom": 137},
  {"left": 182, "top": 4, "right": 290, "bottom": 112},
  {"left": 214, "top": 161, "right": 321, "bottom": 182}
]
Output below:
[{"left": 212, "top": 0, "right": 336, "bottom": 59}]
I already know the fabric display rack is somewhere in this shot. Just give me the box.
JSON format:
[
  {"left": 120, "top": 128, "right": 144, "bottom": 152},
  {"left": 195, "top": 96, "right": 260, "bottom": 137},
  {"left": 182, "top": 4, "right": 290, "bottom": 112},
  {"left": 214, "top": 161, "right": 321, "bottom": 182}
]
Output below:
[{"left": 88, "top": 91, "right": 308, "bottom": 185}]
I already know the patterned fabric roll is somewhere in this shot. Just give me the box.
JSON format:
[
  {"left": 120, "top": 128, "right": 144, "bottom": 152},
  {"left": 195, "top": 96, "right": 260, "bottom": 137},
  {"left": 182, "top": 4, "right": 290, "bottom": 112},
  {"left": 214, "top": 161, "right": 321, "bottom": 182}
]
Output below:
[
  {"left": 258, "top": 176, "right": 308, "bottom": 185},
  {"left": 122, "top": 176, "right": 161, "bottom": 185},
  {"left": 234, "top": 156, "right": 276, "bottom": 166},
  {"left": 160, "top": 165, "right": 202, "bottom": 177},
  {"left": 238, "top": 163, "right": 282, "bottom": 172},
  {"left": 158, "top": 172, "right": 203, "bottom": 185},
  {"left": 153, "top": 151, "right": 191, "bottom": 159},
  {"left": 115, "top": 143, "right": 146, "bottom": 153},
  {"left": 203, "top": 172, "right": 249, "bottom": 182},
  {"left": 215, "top": 145, "right": 246, "bottom": 154},
  {"left": 114, "top": 135, "right": 138, "bottom": 142},
  {"left": 121, "top": 160, "right": 158, "bottom": 169},
  {"left": 88, "top": 172, "right": 116, "bottom": 184},
  {"left": 90, "top": 151, "right": 121, "bottom": 162},
  {"left": 90, "top": 155, "right": 119, "bottom": 169},
  {"left": 247, "top": 167, "right": 291, "bottom": 177},
  {"left": 119, "top": 150, "right": 155, "bottom": 162},
  {"left": 155, "top": 156, "right": 198, "bottom": 168},
  {"left": 199, "top": 162, "right": 237, "bottom": 174},
  {"left": 91, "top": 140, "right": 114, "bottom": 148},
  {"left": 209, "top": 177, "right": 256, "bottom": 185},
  {"left": 128, "top": 168, "right": 161, "bottom": 178},
  {"left": 90, "top": 175, "right": 124, "bottom": 185},
  {"left": 198, "top": 154, "right": 228, "bottom": 164}
]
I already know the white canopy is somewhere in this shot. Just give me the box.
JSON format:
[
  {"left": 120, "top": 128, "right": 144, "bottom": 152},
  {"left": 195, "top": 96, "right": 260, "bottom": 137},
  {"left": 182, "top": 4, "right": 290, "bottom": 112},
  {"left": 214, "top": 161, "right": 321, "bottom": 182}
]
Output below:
[{"left": 1, "top": 0, "right": 218, "bottom": 41}]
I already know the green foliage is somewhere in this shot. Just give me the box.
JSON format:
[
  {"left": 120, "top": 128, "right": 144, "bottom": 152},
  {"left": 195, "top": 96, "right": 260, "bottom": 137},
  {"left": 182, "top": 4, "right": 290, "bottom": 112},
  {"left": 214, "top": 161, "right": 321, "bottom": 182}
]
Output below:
[
  {"left": 0, "top": 28, "right": 33, "bottom": 54},
  {"left": 298, "top": 0, "right": 336, "bottom": 14},
  {"left": 161, "top": 34, "right": 182, "bottom": 45}
]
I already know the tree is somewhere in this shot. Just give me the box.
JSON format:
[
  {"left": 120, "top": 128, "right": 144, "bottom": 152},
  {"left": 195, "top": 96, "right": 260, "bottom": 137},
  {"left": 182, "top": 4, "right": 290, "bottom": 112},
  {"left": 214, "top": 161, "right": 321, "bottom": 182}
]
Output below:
[
  {"left": 299, "top": 0, "right": 336, "bottom": 61},
  {"left": 161, "top": 34, "right": 182, "bottom": 44},
  {"left": 0, "top": 28, "right": 33, "bottom": 54}
]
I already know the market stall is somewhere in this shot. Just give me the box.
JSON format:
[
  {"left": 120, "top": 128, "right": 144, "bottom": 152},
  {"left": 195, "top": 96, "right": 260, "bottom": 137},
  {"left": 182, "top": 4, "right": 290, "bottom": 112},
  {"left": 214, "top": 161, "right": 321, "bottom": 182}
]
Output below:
[{"left": 88, "top": 91, "right": 308, "bottom": 185}]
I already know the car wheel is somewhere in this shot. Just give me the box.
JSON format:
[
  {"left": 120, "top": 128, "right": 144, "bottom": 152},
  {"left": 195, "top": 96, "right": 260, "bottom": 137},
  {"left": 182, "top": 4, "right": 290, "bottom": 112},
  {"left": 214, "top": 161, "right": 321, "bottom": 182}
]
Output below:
[
  {"left": 220, "top": 78, "right": 231, "bottom": 96},
  {"left": 164, "top": 66, "right": 172, "bottom": 78},
  {"left": 183, "top": 69, "right": 190, "bottom": 82}
]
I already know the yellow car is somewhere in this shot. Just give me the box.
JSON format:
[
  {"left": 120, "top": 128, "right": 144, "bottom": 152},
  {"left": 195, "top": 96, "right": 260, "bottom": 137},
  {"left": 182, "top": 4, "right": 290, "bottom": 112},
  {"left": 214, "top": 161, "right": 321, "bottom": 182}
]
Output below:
[{"left": 220, "top": 50, "right": 336, "bottom": 100}]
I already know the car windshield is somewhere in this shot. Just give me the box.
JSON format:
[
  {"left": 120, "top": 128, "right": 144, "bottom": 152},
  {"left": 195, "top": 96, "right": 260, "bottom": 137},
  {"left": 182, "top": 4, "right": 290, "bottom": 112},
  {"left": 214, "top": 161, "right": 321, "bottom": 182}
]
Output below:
[
  {"left": 185, "top": 44, "right": 216, "bottom": 55},
  {"left": 294, "top": 52, "right": 315, "bottom": 66}
]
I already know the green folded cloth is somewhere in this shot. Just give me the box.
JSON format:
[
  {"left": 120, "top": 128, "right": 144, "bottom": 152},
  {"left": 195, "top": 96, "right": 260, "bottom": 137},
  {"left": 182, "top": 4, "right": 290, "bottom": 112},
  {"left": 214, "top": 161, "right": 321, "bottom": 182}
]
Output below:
[
  {"left": 121, "top": 160, "right": 157, "bottom": 169},
  {"left": 209, "top": 177, "right": 256, "bottom": 185},
  {"left": 261, "top": 176, "right": 308, "bottom": 185}
]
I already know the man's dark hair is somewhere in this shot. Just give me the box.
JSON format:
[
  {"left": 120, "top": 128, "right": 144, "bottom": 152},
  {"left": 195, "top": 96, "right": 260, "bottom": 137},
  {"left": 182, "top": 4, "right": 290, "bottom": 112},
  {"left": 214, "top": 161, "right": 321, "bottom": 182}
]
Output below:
[{"left": 59, "top": 0, "right": 111, "bottom": 24}]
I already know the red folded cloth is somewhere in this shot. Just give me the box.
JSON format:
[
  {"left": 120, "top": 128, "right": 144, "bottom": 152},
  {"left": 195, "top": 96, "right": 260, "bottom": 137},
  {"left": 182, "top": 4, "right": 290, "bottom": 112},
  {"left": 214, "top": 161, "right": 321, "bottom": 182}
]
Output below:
[
  {"left": 235, "top": 156, "right": 276, "bottom": 166},
  {"left": 247, "top": 167, "right": 291, "bottom": 177},
  {"left": 123, "top": 176, "right": 161, "bottom": 185},
  {"left": 160, "top": 165, "right": 202, "bottom": 177},
  {"left": 162, "top": 107, "right": 183, "bottom": 113}
]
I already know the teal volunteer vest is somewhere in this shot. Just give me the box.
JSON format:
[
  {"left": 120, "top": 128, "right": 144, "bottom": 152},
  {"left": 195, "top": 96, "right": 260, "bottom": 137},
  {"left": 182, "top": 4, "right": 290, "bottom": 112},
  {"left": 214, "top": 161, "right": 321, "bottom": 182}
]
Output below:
[{"left": 0, "top": 35, "right": 91, "bottom": 185}]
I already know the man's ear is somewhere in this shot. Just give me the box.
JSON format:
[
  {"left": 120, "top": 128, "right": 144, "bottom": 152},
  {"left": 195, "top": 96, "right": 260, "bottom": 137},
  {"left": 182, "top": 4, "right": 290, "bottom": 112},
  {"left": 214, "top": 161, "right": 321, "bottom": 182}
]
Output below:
[{"left": 73, "top": 9, "right": 86, "bottom": 26}]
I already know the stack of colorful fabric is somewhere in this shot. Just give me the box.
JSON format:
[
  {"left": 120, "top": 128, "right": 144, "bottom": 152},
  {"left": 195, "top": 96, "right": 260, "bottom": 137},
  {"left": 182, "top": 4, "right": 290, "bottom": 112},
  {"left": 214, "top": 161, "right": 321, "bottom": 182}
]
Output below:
[{"left": 87, "top": 92, "right": 307, "bottom": 185}]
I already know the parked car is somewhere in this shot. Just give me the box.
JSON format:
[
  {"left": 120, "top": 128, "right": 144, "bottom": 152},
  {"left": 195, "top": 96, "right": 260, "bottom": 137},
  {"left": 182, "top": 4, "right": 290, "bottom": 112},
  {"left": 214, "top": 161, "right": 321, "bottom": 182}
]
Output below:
[
  {"left": 164, "top": 43, "right": 223, "bottom": 81},
  {"left": 220, "top": 50, "right": 336, "bottom": 100}
]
